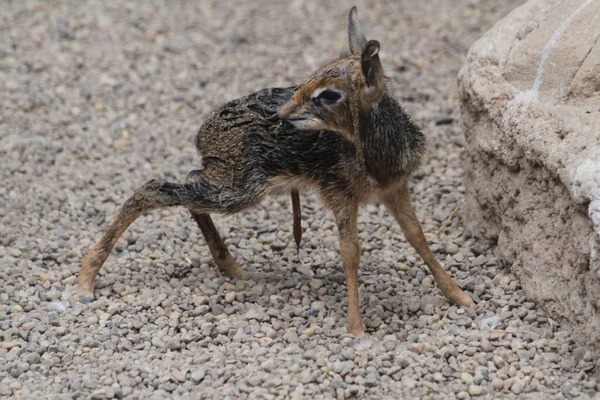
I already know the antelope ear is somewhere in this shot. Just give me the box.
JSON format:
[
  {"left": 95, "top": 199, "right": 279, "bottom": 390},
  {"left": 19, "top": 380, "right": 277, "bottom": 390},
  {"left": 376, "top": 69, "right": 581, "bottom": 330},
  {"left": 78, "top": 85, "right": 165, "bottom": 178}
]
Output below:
[
  {"left": 348, "top": 6, "right": 367, "bottom": 55},
  {"left": 361, "top": 40, "right": 383, "bottom": 88}
]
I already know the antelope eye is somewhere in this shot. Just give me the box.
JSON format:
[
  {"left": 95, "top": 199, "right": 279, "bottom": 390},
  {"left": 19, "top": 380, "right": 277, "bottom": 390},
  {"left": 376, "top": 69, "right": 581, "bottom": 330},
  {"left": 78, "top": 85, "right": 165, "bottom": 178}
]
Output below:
[{"left": 316, "top": 90, "right": 342, "bottom": 104}]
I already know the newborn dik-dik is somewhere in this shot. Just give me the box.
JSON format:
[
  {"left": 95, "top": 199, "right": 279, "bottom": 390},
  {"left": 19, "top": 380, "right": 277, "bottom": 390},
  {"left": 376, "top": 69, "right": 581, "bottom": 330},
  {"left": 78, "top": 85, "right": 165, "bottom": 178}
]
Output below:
[{"left": 79, "top": 7, "right": 474, "bottom": 335}]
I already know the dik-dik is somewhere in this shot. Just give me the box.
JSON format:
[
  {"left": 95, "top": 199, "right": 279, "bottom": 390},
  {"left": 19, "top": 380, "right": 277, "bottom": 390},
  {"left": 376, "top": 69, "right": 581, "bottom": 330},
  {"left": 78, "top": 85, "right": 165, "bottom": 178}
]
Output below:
[{"left": 79, "top": 7, "right": 474, "bottom": 336}]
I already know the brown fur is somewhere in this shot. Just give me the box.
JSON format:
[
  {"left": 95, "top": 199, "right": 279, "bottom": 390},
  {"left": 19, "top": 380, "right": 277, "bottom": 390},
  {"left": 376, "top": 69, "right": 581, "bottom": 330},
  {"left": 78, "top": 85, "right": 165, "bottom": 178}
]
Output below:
[{"left": 78, "top": 7, "right": 474, "bottom": 336}]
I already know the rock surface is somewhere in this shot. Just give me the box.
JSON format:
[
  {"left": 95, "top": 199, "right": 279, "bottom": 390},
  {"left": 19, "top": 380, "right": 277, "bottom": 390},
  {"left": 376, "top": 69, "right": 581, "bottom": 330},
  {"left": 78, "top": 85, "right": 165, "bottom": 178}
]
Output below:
[{"left": 459, "top": 0, "right": 600, "bottom": 348}]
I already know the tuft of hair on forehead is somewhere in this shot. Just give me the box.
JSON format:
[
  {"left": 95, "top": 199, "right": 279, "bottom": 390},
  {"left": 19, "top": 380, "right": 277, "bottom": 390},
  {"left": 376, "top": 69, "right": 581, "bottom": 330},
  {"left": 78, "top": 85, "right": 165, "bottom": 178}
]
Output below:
[
  {"left": 301, "top": 77, "right": 341, "bottom": 94},
  {"left": 310, "top": 57, "right": 359, "bottom": 81},
  {"left": 320, "top": 67, "right": 341, "bottom": 79}
]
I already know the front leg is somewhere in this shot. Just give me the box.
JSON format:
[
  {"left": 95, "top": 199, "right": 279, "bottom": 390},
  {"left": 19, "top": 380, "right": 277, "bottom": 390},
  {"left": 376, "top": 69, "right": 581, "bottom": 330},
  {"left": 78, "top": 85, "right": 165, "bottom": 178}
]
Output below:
[
  {"left": 329, "top": 197, "right": 364, "bottom": 336},
  {"left": 382, "top": 181, "right": 475, "bottom": 308}
]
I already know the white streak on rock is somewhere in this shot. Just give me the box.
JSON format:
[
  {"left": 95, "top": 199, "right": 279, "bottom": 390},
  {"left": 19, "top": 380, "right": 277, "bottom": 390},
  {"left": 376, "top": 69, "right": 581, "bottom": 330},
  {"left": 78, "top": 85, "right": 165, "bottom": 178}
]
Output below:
[
  {"left": 503, "top": 0, "right": 596, "bottom": 129},
  {"left": 532, "top": 0, "right": 595, "bottom": 94}
]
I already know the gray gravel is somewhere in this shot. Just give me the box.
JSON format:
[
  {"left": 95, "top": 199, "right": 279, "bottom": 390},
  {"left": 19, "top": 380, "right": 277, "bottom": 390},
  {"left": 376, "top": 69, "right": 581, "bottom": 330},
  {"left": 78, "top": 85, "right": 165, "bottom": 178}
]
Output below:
[{"left": 1, "top": 0, "right": 598, "bottom": 399}]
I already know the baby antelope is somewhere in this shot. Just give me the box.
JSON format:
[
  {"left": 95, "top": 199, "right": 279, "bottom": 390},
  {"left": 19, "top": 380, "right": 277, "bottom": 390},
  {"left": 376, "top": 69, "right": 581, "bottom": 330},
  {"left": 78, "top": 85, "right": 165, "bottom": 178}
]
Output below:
[{"left": 79, "top": 7, "right": 474, "bottom": 336}]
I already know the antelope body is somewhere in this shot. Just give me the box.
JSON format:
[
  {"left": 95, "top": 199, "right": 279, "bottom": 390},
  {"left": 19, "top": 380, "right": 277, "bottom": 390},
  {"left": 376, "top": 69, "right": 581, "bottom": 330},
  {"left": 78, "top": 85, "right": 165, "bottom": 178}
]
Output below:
[{"left": 79, "top": 7, "right": 474, "bottom": 336}]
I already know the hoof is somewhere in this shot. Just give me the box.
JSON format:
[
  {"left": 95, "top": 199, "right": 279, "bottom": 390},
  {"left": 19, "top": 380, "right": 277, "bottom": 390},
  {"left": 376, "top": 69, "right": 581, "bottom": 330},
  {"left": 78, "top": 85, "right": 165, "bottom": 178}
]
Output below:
[
  {"left": 452, "top": 289, "right": 475, "bottom": 308},
  {"left": 223, "top": 264, "right": 247, "bottom": 280},
  {"left": 348, "top": 327, "right": 366, "bottom": 337},
  {"left": 80, "top": 295, "right": 94, "bottom": 304},
  {"left": 78, "top": 289, "right": 95, "bottom": 304},
  {"left": 231, "top": 270, "right": 247, "bottom": 280},
  {"left": 346, "top": 322, "right": 365, "bottom": 337}
]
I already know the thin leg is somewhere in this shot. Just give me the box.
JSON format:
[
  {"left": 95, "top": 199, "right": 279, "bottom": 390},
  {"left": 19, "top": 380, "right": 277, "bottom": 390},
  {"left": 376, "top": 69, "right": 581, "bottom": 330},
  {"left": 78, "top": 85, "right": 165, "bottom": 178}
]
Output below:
[
  {"left": 331, "top": 198, "right": 364, "bottom": 336},
  {"left": 291, "top": 189, "right": 302, "bottom": 250},
  {"left": 78, "top": 180, "right": 183, "bottom": 301},
  {"left": 189, "top": 211, "right": 246, "bottom": 279},
  {"left": 382, "top": 181, "right": 475, "bottom": 308}
]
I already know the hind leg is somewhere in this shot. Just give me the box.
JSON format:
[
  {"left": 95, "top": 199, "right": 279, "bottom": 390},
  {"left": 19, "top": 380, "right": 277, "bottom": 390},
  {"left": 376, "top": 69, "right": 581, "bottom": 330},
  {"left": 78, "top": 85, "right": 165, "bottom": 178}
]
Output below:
[
  {"left": 80, "top": 166, "right": 265, "bottom": 301},
  {"left": 79, "top": 180, "right": 186, "bottom": 301},
  {"left": 190, "top": 212, "right": 246, "bottom": 279}
]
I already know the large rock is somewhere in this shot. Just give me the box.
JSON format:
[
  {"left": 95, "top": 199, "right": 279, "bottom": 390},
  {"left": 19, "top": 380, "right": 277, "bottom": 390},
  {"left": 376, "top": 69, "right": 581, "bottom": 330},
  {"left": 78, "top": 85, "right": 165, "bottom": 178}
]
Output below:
[{"left": 458, "top": 0, "right": 600, "bottom": 342}]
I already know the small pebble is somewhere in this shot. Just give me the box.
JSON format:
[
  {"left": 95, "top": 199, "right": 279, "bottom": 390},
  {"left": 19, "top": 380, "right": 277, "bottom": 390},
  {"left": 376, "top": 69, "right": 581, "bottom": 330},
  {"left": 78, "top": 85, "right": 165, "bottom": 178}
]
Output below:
[
  {"left": 224, "top": 292, "right": 236, "bottom": 303},
  {"left": 191, "top": 369, "right": 205, "bottom": 383},
  {"left": 303, "top": 326, "right": 317, "bottom": 337},
  {"left": 492, "top": 378, "right": 504, "bottom": 391},
  {"left": 468, "top": 385, "right": 484, "bottom": 396},
  {"left": 511, "top": 380, "right": 524, "bottom": 394},
  {"left": 411, "top": 343, "right": 424, "bottom": 354}
]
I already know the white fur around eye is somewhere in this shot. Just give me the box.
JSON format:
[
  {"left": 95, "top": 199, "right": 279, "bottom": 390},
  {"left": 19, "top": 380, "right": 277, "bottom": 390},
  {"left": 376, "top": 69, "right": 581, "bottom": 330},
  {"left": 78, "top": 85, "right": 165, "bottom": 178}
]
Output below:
[
  {"left": 311, "top": 88, "right": 326, "bottom": 99},
  {"left": 311, "top": 88, "right": 345, "bottom": 102}
]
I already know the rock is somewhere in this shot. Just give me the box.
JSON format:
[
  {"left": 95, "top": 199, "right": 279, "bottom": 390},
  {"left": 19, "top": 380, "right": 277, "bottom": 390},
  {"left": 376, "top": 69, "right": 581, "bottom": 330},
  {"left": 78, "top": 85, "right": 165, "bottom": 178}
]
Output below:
[
  {"left": 244, "top": 308, "right": 266, "bottom": 321},
  {"left": 224, "top": 292, "right": 236, "bottom": 303},
  {"left": 468, "top": 385, "right": 484, "bottom": 396},
  {"left": 511, "top": 379, "right": 524, "bottom": 395},
  {"left": 492, "top": 378, "right": 504, "bottom": 391},
  {"left": 401, "top": 376, "right": 417, "bottom": 390},
  {"left": 332, "top": 360, "right": 344, "bottom": 374},
  {"left": 303, "top": 326, "right": 317, "bottom": 337},
  {"left": 190, "top": 369, "right": 205, "bottom": 383},
  {"left": 459, "top": 0, "right": 600, "bottom": 346},
  {"left": 480, "top": 315, "right": 501, "bottom": 330},
  {"left": 8, "top": 248, "right": 21, "bottom": 257},
  {"left": 473, "top": 373, "right": 485, "bottom": 385},
  {"left": 261, "top": 326, "right": 277, "bottom": 339},
  {"left": 2, "top": 342, "right": 18, "bottom": 350},
  {"left": 354, "top": 339, "right": 373, "bottom": 351},
  {"left": 407, "top": 300, "right": 420, "bottom": 313},
  {"left": 166, "top": 338, "right": 181, "bottom": 350},
  {"left": 492, "top": 355, "right": 506, "bottom": 369},
  {"left": 300, "top": 370, "right": 313, "bottom": 384},
  {"left": 284, "top": 328, "right": 299, "bottom": 343},
  {"left": 480, "top": 339, "right": 493, "bottom": 352},
  {"left": 261, "top": 359, "right": 276, "bottom": 373},
  {"left": 410, "top": 343, "right": 424, "bottom": 354},
  {"left": 446, "top": 243, "right": 460, "bottom": 255},
  {"left": 510, "top": 339, "right": 523, "bottom": 351},
  {"left": 10, "top": 362, "right": 29, "bottom": 378},
  {"left": 461, "top": 372, "right": 474, "bottom": 384},
  {"left": 171, "top": 369, "right": 186, "bottom": 382},
  {"left": 521, "top": 366, "right": 534, "bottom": 375},
  {"left": 48, "top": 301, "right": 69, "bottom": 312},
  {"left": 169, "top": 312, "right": 181, "bottom": 328},
  {"left": 247, "top": 375, "right": 263, "bottom": 386},
  {"left": 91, "top": 388, "right": 111, "bottom": 399},
  {"left": 290, "top": 391, "right": 304, "bottom": 400},
  {"left": 331, "top": 378, "right": 345, "bottom": 389}
]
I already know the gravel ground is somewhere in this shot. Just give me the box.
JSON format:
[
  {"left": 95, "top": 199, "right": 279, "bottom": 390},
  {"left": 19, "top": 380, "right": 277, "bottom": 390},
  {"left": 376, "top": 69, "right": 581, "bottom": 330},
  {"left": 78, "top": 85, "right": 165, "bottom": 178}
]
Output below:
[{"left": 1, "top": 0, "right": 598, "bottom": 399}]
